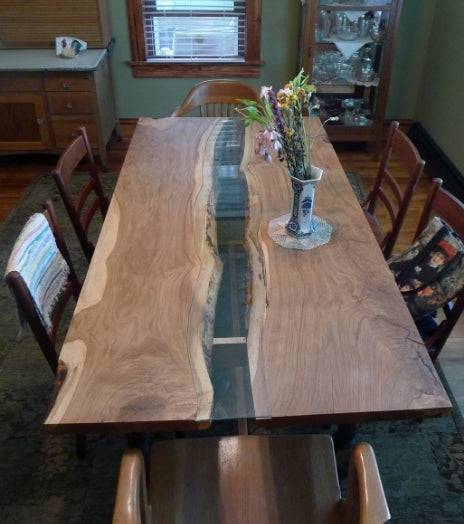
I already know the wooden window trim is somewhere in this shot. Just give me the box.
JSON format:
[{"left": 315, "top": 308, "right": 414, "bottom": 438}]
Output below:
[{"left": 125, "top": 0, "right": 263, "bottom": 78}]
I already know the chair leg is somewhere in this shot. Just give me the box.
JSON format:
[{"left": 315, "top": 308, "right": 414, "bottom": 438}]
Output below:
[
  {"left": 334, "top": 424, "right": 358, "bottom": 477},
  {"left": 125, "top": 433, "right": 152, "bottom": 480},
  {"left": 76, "top": 434, "right": 87, "bottom": 460},
  {"left": 333, "top": 423, "right": 357, "bottom": 450}
]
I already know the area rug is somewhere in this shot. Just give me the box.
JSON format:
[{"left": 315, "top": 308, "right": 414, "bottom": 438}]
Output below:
[
  {"left": 356, "top": 365, "right": 464, "bottom": 523},
  {"left": 0, "top": 172, "right": 125, "bottom": 524},
  {"left": 346, "top": 169, "right": 367, "bottom": 203},
  {"left": 1, "top": 172, "right": 464, "bottom": 523}
]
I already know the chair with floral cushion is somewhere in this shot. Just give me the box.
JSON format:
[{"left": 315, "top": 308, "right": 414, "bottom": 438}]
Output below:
[
  {"left": 391, "top": 177, "right": 464, "bottom": 361},
  {"left": 360, "top": 121, "right": 425, "bottom": 259},
  {"left": 170, "top": 79, "right": 261, "bottom": 117}
]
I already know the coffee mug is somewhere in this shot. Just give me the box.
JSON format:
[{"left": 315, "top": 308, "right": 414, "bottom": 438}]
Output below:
[{"left": 55, "top": 36, "right": 87, "bottom": 58}]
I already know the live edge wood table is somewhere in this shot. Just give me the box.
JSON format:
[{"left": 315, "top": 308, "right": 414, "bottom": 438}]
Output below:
[{"left": 44, "top": 117, "right": 451, "bottom": 436}]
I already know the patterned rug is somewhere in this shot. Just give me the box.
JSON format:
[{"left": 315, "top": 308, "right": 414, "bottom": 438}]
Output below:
[{"left": 1, "top": 172, "right": 464, "bottom": 523}]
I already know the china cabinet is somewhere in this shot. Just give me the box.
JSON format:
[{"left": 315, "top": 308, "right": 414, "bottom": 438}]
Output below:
[{"left": 300, "top": 0, "right": 403, "bottom": 154}]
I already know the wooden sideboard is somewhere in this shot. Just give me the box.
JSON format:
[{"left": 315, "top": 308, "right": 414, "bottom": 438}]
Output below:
[{"left": 0, "top": 49, "right": 119, "bottom": 168}]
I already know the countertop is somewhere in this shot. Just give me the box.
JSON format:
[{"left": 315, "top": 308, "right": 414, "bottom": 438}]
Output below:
[{"left": 0, "top": 48, "right": 107, "bottom": 71}]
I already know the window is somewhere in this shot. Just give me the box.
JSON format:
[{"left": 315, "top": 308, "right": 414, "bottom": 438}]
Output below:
[{"left": 126, "top": 0, "right": 262, "bottom": 77}]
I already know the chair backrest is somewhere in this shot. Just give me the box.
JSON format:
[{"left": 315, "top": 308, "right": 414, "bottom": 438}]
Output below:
[
  {"left": 5, "top": 199, "right": 81, "bottom": 374},
  {"left": 413, "top": 177, "right": 464, "bottom": 360},
  {"left": 52, "top": 126, "right": 110, "bottom": 263},
  {"left": 361, "top": 121, "right": 425, "bottom": 259},
  {"left": 113, "top": 434, "right": 390, "bottom": 524},
  {"left": 170, "top": 79, "right": 261, "bottom": 117}
]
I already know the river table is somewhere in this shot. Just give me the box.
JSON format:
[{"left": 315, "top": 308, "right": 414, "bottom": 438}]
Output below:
[{"left": 44, "top": 117, "right": 451, "bottom": 435}]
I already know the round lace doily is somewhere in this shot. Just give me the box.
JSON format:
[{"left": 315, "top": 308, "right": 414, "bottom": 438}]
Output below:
[{"left": 268, "top": 214, "right": 332, "bottom": 250}]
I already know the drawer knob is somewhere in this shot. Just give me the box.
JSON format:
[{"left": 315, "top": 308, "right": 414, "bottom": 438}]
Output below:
[
  {"left": 71, "top": 131, "right": 78, "bottom": 138},
  {"left": 37, "top": 118, "right": 44, "bottom": 126},
  {"left": 62, "top": 82, "right": 71, "bottom": 89},
  {"left": 66, "top": 102, "right": 73, "bottom": 109}
]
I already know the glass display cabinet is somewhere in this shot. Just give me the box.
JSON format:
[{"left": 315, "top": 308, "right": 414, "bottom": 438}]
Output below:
[{"left": 300, "top": 0, "right": 403, "bottom": 154}]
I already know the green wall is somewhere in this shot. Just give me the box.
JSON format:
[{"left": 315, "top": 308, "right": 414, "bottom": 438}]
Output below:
[
  {"left": 386, "top": 0, "right": 436, "bottom": 118},
  {"left": 108, "top": 0, "right": 463, "bottom": 174},
  {"left": 414, "top": 0, "right": 464, "bottom": 174},
  {"left": 387, "top": 0, "right": 464, "bottom": 175},
  {"left": 108, "top": 0, "right": 423, "bottom": 119},
  {"left": 109, "top": 0, "right": 301, "bottom": 118}
]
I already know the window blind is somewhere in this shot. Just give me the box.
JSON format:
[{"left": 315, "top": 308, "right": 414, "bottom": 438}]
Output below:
[{"left": 142, "top": 0, "right": 247, "bottom": 61}]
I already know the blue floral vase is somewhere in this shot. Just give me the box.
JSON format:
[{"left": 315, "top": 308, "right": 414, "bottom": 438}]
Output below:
[{"left": 285, "top": 165, "right": 323, "bottom": 238}]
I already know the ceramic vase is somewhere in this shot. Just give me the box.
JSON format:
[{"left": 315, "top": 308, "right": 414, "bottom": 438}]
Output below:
[{"left": 285, "top": 165, "right": 323, "bottom": 238}]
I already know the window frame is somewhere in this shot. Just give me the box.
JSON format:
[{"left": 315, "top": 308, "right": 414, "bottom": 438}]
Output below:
[{"left": 125, "top": 0, "right": 263, "bottom": 78}]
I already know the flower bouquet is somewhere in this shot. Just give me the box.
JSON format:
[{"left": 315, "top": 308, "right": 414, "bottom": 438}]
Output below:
[
  {"left": 237, "top": 70, "right": 336, "bottom": 242},
  {"left": 237, "top": 69, "right": 334, "bottom": 181}
]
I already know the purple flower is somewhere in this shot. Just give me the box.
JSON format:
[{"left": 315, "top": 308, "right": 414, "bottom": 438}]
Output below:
[
  {"left": 237, "top": 69, "right": 327, "bottom": 180},
  {"left": 254, "top": 129, "right": 282, "bottom": 162}
]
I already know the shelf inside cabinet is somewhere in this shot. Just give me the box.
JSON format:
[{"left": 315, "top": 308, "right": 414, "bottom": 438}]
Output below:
[
  {"left": 318, "top": 2, "right": 393, "bottom": 9},
  {"left": 311, "top": 46, "right": 380, "bottom": 86},
  {"left": 312, "top": 88, "right": 374, "bottom": 127}
]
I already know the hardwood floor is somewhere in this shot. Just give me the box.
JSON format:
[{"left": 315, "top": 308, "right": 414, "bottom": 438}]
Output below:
[
  {"left": 1, "top": 120, "right": 462, "bottom": 414},
  {"left": 0, "top": 120, "right": 134, "bottom": 223}
]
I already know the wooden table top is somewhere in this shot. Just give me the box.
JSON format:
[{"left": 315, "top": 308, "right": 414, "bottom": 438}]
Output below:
[{"left": 43, "top": 117, "right": 451, "bottom": 434}]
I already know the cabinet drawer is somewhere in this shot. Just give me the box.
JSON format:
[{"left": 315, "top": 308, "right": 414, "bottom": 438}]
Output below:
[
  {"left": 51, "top": 117, "right": 97, "bottom": 148},
  {"left": 0, "top": 74, "right": 41, "bottom": 92},
  {"left": 43, "top": 74, "right": 92, "bottom": 92},
  {"left": 47, "top": 92, "right": 93, "bottom": 114}
]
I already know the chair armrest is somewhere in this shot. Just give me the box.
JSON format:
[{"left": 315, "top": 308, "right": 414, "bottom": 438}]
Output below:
[
  {"left": 113, "top": 449, "right": 151, "bottom": 524},
  {"left": 343, "top": 442, "right": 391, "bottom": 524}
]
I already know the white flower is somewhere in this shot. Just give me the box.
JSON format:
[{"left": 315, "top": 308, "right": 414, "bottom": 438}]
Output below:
[{"left": 260, "top": 86, "right": 272, "bottom": 98}]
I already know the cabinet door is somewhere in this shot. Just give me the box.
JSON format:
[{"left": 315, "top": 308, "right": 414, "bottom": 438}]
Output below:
[
  {"left": 301, "top": 0, "right": 403, "bottom": 150},
  {"left": 0, "top": 93, "right": 51, "bottom": 151}
]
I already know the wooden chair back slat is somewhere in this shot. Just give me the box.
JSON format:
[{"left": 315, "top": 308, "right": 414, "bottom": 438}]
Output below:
[
  {"left": 361, "top": 121, "right": 425, "bottom": 259},
  {"left": 52, "top": 126, "right": 110, "bottom": 263},
  {"left": 171, "top": 80, "right": 261, "bottom": 117}
]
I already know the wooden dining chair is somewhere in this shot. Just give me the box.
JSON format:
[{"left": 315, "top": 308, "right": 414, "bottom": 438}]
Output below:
[
  {"left": 5, "top": 199, "right": 86, "bottom": 457},
  {"left": 113, "top": 434, "right": 390, "bottom": 524},
  {"left": 360, "top": 121, "right": 425, "bottom": 259},
  {"left": 5, "top": 199, "right": 81, "bottom": 375},
  {"left": 410, "top": 178, "right": 464, "bottom": 361},
  {"left": 52, "top": 126, "right": 110, "bottom": 263},
  {"left": 170, "top": 79, "right": 261, "bottom": 117}
]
